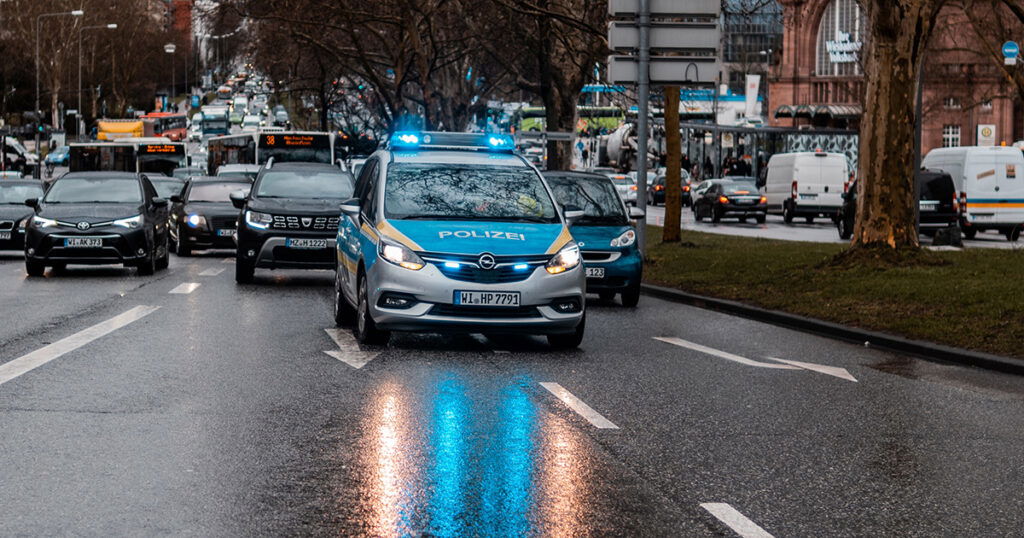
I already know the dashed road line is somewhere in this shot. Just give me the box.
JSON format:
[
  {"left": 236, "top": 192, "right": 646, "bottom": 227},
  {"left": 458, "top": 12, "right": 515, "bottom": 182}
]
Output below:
[
  {"left": 323, "top": 328, "right": 381, "bottom": 369},
  {"left": 199, "top": 267, "right": 225, "bottom": 276},
  {"left": 0, "top": 305, "right": 160, "bottom": 386},
  {"left": 169, "top": 282, "right": 201, "bottom": 294},
  {"left": 654, "top": 337, "right": 799, "bottom": 370},
  {"left": 539, "top": 382, "right": 619, "bottom": 429},
  {"left": 700, "top": 503, "right": 774, "bottom": 538}
]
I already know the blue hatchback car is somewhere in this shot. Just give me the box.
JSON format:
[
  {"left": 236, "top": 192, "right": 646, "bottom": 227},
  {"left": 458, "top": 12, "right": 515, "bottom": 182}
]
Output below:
[
  {"left": 44, "top": 145, "right": 69, "bottom": 166},
  {"left": 544, "top": 171, "right": 644, "bottom": 306}
]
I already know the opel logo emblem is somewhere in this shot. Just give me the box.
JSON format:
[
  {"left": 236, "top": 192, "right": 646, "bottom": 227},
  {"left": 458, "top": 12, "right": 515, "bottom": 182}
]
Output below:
[
  {"left": 77, "top": 221, "right": 90, "bottom": 230},
  {"left": 478, "top": 253, "right": 496, "bottom": 270},
  {"left": 301, "top": 218, "right": 312, "bottom": 227}
]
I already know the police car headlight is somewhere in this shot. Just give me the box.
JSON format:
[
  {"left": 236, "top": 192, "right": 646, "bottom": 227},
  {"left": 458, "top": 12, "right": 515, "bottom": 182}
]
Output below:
[
  {"left": 379, "top": 239, "right": 424, "bottom": 271},
  {"left": 113, "top": 215, "right": 143, "bottom": 229},
  {"left": 31, "top": 216, "right": 58, "bottom": 228},
  {"left": 610, "top": 229, "right": 636, "bottom": 247},
  {"left": 245, "top": 210, "right": 272, "bottom": 229},
  {"left": 546, "top": 242, "right": 581, "bottom": 274}
]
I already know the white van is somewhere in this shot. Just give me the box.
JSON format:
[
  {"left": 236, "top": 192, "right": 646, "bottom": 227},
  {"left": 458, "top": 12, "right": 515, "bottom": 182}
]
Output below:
[
  {"left": 763, "top": 151, "right": 848, "bottom": 223},
  {"left": 921, "top": 145, "right": 1024, "bottom": 240}
]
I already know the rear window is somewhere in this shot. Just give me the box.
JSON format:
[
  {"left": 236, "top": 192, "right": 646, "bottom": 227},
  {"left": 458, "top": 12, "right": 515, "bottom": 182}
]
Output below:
[
  {"left": 920, "top": 174, "right": 955, "bottom": 202},
  {"left": 722, "top": 182, "right": 758, "bottom": 195}
]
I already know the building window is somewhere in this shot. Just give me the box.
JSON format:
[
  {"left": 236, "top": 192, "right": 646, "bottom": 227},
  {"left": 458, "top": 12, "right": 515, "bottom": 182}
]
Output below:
[
  {"left": 815, "top": 0, "right": 866, "bottom": 77},
  {"left": 942, "top": 125, "right": 961, "bottom": 148},
  {"left": 981, "top": 99, "right": 993, "bottom": 111},
  {"left": 943, "top": 97, "right": 961, "bottom": 109}
]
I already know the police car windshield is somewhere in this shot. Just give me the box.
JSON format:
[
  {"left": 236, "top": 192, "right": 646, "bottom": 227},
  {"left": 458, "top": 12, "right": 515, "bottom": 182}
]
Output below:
[
  {"left": 256, "top": 170, "right": 354, "bottom": 199},
  {"left": 0, "top": 184, "right": 44, "bottom": 204},
  {"left": 384, "top": 164, "right": 559, "bottom": 223},
  {"left": 546, "top": 175, "right": 627, "bottom": 225},
  {"left": 44, "top": 178, "right": 142, "bottom": 204}
]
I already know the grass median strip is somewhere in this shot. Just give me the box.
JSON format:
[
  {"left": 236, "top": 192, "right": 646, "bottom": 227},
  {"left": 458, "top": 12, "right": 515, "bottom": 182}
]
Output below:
[{"left": 642, "top": 226, "right": 1024, "bottom": 359}]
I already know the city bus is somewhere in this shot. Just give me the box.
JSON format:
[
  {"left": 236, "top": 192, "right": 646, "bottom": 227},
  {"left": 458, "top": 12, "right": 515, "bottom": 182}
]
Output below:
[
  {"left": 140, "top": 112, "right": 188, "bottom": 141},
  {"left": 206, "top": 130, "right": 335, "bottom": 174},
  {"left": 69, "top": 139, "right": 187, "bottom": 176},
  {"left": 96, "top": 119, "right": 152, "bottom": 140},
  {"left": 516, "top": 106, "right": 626, "bottom": 132},
  {"left": 200, "top": 105, "right": 230, "bottom": 137}
]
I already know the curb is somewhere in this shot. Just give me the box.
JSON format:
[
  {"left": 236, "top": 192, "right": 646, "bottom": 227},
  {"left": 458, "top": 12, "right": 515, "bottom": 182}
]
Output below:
[{"left": 641, "top": 283, "right": 1024, "bottom": 376}]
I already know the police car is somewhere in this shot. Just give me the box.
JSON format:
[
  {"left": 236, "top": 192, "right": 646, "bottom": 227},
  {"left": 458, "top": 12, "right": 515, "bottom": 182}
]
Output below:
[{"left": 333, "top": 132, "right": 586, "bottom": 348}]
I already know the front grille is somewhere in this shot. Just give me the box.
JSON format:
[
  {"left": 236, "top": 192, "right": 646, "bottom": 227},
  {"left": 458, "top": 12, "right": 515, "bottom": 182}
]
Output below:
[
  {"left": 582, "top": 251, "right": 614, "bottom": 262},
  {"left": 429, "top": 304, "right": 541, "bottom": 318},
  {"left": 272, "top": 246, "right": 334, "bottom": 263},
  {"left": 422, "top": 252, "right": 548, "bottom": 284},
  {"left": 270, "top": 215, "right": 340, "bottom": 231},
  {"left": 0, "top": 221, "right": 13, "bottom": 231}
]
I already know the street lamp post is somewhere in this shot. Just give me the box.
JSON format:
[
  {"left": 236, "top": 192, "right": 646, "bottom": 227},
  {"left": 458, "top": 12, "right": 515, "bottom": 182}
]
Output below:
[
  {"left": 78, "top": 23, "right": 117, "bottom": 140},
  {"left": 35, "top": 9, "right": 84, "bottom": 177},
  {"left": 165, "top": 43, "right": 177, "bottom": 112}
]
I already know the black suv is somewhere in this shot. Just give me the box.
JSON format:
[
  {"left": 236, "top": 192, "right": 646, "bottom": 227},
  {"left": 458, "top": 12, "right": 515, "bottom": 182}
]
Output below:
[
  {"left": 231, "top": 162, "right": 354, "bottom": 283},
  {"left": 837, "top": 170, "right": 960, "bottom": 239},
  {"left": 0, "top": 180, "right": 45, "bottom": 251},
  {"left": 170, "top": 176, "right": 251, "bottom": 255},
  {"left": 23, "top": 172, "right": 170, "bottom": 276}
]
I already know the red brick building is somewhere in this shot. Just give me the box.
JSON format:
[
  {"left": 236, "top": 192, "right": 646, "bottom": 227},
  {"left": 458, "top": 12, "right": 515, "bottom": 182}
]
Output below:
[{"left": 769, "top": 0, "right": 1019, "bottom": 153}]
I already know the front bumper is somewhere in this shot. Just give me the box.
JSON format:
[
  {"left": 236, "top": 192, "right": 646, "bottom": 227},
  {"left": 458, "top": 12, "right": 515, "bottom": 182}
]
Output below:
[
  {"left": 237, "top": 228, "right": 337, "bottom": 269},
  {"left": 366, "top": 258, "right": 585, "bottom": 335},
  {"left": 582, "top": 248, "right": 642, "bottom": 292},
  {"left": 25, "top": 227, "right": 150, "bottom": 265}
]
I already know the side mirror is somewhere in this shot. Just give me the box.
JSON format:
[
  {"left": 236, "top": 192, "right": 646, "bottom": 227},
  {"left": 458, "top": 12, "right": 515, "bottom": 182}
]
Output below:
[
  {"left": 229, "top": 190, "right": 247, "bottom": 209},
  {"left": 170, "top": 195, "right": 182, "bottom": 204},
  {"left": 563, "top": 205, "right": 584, "bottom": 225},
  {"left": 339, "top": 198, "right": 361, "bottom": 219},
  {"left": 24, "top": 198, "right": 38, "bottom": 208},
  {"left": 152, "top": 197, "right": 169, "bottom": 208},
  {"left": 629, "top": 206, "right": 645, "bottom": 219}
]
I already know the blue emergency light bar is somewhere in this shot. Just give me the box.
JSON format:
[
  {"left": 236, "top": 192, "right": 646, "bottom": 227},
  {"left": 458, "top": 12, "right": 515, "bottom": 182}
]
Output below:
[{"left": 388, "top": 131, "right": 516, "bottom": 152}]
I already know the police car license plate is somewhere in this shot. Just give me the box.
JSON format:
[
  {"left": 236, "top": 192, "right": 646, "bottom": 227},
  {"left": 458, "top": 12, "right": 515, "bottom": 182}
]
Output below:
[
  {"left": 286, "top": 238, "right": 327, "bottom": 249},
  {"left": 455, "top": 291, "right": 521, "bottom": 307},
  {"left": 64, "top": 237, "right": 102, "bottom": 248},
  {"left": 0, "top": 232, "right": 10, "bottom": 240},
  {"left": 586, "top": 267, "right": 605, "bottom": 278}
]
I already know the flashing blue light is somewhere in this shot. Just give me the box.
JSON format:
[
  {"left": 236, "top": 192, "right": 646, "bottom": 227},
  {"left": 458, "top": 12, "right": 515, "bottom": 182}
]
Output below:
[
  {"left": 513, "top": 263, "right": 529, "bottom": 271},
  {"left": 487, "top": 135, "right": 513, "bottom": 148},
  {"left": 391, "top": 131, "right": 421, "bottom": 147},
  {"left": 444, "top": 261, "right": 460, "bottom": 269}
]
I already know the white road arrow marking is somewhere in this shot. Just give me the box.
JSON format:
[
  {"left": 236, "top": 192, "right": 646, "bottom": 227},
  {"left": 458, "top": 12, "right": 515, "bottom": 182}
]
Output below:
[
  {"left": 654, "top": 337, "right": 799, "bottom": 370},
  {"left": 169, "top": 282, "right": 201, "bottom": 294},
  {"left": 700, "top": 503, "right": 774, "bottom": 538},
  {"left": 323, "top": 328, "right": 380, "bottom": 369},
  {"left": 766, "top": 357, "right": 858, "bottom": 382}
]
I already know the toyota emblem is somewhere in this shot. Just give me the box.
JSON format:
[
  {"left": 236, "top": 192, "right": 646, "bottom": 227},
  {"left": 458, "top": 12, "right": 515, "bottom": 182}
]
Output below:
[
  {"left": 76, "top": 221, "right": 91, "bottom": 230},
  {"left": 478, "top": 253, "right": 496, "bottom": 270}
]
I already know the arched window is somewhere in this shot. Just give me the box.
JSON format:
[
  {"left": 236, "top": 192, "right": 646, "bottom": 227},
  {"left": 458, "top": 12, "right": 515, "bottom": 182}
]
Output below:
[{"left": 815, "top": 0, "right": 865, "bottom": 76}]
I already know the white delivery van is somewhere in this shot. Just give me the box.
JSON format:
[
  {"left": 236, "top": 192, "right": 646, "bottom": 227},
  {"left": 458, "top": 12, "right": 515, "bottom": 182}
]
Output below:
[
  {"left": 921, "top": 145, "right": 1024, "bottom": 240},
  {"left": 763, "top": 151, "right": 848, "bottom": 223}
]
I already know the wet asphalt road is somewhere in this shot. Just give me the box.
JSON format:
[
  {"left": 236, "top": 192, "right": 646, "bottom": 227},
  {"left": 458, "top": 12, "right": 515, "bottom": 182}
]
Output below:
[{"left": 0, "top": 249, "right": 1023, "bottom": 536}]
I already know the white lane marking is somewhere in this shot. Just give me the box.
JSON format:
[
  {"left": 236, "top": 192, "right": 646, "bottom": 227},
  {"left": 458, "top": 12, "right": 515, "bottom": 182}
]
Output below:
[
  {"left": 700, "top": 503, "right": 774, "bottom": 538},
  {"left": 0, "top": 306, "right": 160, "bottom": 386},
  {"left": 199, "top": 267, "right": 225, "bottom": 276},
  {"left": 539, "top": 382, "right": 619, "bottom": 429},
  {"left": 168, "top": 282, "right": 201, "bottom": 294},
  {"left": 323, "top": 328, "right": 380, "bottom": 369},
  {"left": 654, "top": 337, "right": 799, "bottom": 370},
  {"left": 222, "top": 258, "right": 234, "bottom": 264},
  {"left": 766, "top": 357, "right": 858, "bottom": 382}
]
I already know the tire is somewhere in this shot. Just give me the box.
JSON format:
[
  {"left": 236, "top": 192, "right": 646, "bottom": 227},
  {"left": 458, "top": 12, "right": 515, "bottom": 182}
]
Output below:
[
  {"left": 711, "top": 207, "right": 722, "bottom": 223},
  {"left": 355, "top": 274, "right": 389, "bottom": 345},
  {"left": 333, "top": 269, "right": 356, "bottom": 326},
  {"left": 805, "top": 216, "right": 815, "bottom": 224},
  {"left": 235, "top": 257, "right": 255, "bottom": 284},
  {"left": 25, "top": 260, "right": 45, "bottom": 277},
  {"left": 963, "top": 226, "right": 977, "bottom": 240},
  {"left": 156, "top": 237, "right": 170, "bottom": 270},
  {"left": 1006, "top": 226, "right": 1021, "bottom": 242},
  {"left": 176, "top": 226, "right": 191, "bottom": 256},
  {"left": 755, "top": 214, "right": 766, "bottom": 224},
  {"left": 547, "top": 312, "right": 586, "bottom": 349},
  {"left": 137, "top": 249, "right": 156, "bottom": 276},
  {"left": 598, "top": 290, "right": 616, "bottom": 302},
  {"left": 694, "top": 205, "right": 704, "bottom": 222},
  {"left": 783, "top": 204, "right": 795, "bottom": 224},
  {"left": 621, "top": 282, "right": 641, "bottom": 307},
  {"left": 838, "top": 217, "right": 853, "bottom": 240}
]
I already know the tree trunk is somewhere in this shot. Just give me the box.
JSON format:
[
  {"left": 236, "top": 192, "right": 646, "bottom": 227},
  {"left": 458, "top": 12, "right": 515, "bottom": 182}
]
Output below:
[
  {"left": 544, "top": 89, "right": 576, "bottom": 170},
  {"left": 853, "top": 1, "right": 942, "bottom": 249},
  {"left": 663, "top": 86, "right": 682, "bottom": 243}
]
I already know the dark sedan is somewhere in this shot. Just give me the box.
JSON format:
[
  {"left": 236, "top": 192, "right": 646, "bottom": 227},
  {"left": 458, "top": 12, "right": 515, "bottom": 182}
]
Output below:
[
  {"left": 647, "top": 172, "right": 694, "bottom": 207},
  {"left": 837, "top": 170, "right": 960, "bottom": 240},
  {"left": 693, "top": 180, "right": 767, "bottom": 223},
  {"left": 0, "top": 180, "right": 45, "bottom": 251},
  {"left": 170, "top": 176, "right": 251, "bottom": 255},
  {"left": 23, "top": 172, "right": 170, "bottom": 276}
]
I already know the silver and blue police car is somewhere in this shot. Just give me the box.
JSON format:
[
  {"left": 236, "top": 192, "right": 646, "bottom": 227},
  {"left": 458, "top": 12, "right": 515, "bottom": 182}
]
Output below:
[{"left": 333, "top": 132, "right": 586, "bottom": 348}]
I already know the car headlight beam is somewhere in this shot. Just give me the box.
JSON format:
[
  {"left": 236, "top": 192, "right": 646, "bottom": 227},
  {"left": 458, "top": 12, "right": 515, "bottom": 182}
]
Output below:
[
  {"left": 545, "top": 242, "right": 581, "bottom": 274},
  {"left": 186, "top": 214, "right": 207, "bottom": 228},
  {"left": 379, "top": 239, "right": 424, "bottom": 271},
  {"left": 31, "top": 216, "right": 59, "bottom": 228},
  {"left": 245, "top": 210, "right": 272, "bottom": 230}
]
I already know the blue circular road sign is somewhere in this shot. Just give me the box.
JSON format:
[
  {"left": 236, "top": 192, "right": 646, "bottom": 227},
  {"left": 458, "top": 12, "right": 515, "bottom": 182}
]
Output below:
[{"left": 1003, "top": 41, "right": 1020, "bottom": 58}]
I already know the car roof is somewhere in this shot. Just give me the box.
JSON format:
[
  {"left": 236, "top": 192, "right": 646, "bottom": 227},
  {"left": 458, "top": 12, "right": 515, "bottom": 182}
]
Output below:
[
  {"left": 265, "top": 162, "right": 342, "bottom": 171},
  {"left": 190, "top": 176, "right": 249, "bottom": 183},
  {"left": 218, "top": 164, "right": 262, "bottom": 172},
  {"left": 59, "top": 171, "right": 139, "bottom": 180},
  {"left": 388, "top": 149, "right": 529, "bottom": 168}
]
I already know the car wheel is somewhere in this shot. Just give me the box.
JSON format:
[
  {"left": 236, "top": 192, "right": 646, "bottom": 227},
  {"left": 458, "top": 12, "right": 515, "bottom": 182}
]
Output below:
[
  {"left": 621, "top": 283, "right": 641, "bottom": 307},
  {"left": 137, "top": 249, "right": 156, "bottom": 276},
  {"left": 755, "top": 214, "right": 766, "bottom": 224},
  {"left": 334, "top": 269, "right": 356, "bottom": 326},
  {"left": 355, "top": 274, "right": 389, "bottom": 345},
  {"left": 156, "top": 237, "right": 170, "bottom": 270},
  {"left": 838, "top": 217, "right": 853, "bottom": 240},
  {"left": 598, "top": 290, "right": 616, "bottom": 302},
  {"left": 25, "top": 260, "right": 45, "bottom": 277},
  {"left": 547, "top": 312, "right": 585, "bottom": 349},
  {"left": 1006, "top": 226, "right": 1021, "bottom": 242},
  {"left": 176, "top": 227, "right": 192, "bottom": 256},
  {"left": 711, "top": 207, "right": 722, "bottom": 223},
  {"left": 235, "top": 256, "right": 255, "bottom": 284},
  {"left": 783, "top": 204, "right": 795, "bottom": 224},
  {"left": 694, "top": 205, "right": 704, "bottom": 222},
  {"left": 963, "top": 226, "right": 977, "bottom": 240}
]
